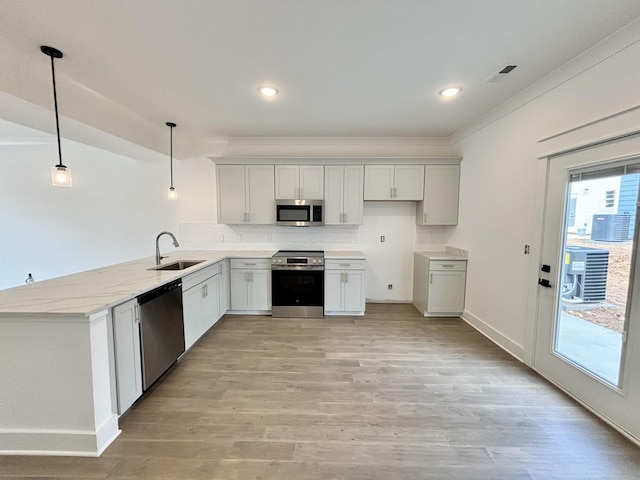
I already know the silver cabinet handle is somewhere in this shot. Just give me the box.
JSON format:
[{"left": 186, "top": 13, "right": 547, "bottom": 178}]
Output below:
[
  {"left": 442, "top": 264, "right": 454, "bottom": 268},
  {"left": 390, "top": 188, "right": 394, "bottom": 199},
  {"left": 339, "top": 263, "right": 351, "bottom": 267},
  {"left": 429, "top": 273, "right": 433, "bottom": 284},
  {"left": 423, "top": 214, "right": 427, "bottom": 224}
]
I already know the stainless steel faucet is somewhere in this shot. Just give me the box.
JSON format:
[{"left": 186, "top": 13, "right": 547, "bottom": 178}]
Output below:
[{"left": 155, "top": 231, "right": 180, "bottom": 265}]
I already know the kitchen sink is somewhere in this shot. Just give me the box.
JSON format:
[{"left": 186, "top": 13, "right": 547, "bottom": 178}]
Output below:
[{"left": 149, "top": 260, "right": 205, "bottom": 271}]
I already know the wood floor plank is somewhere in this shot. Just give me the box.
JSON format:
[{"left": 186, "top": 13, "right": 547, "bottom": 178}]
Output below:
[{"left": 1, "top": 303, "right": 639, "bottom": 479}]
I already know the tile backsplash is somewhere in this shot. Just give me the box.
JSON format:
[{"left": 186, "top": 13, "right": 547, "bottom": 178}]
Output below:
[
  {"left": 179, "top": 222, "right": 453, "bottom": 251},
  {"left": 179, "top": 223, "right": 360, "bottom": 250}
]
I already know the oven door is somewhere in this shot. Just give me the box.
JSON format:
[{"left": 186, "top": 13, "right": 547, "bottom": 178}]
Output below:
[
  {"left": 271, "top": 267, "right": 324, "bottom": 317},
  {"left": 276, "top": 204, "right": 311, "bottom": 226}
]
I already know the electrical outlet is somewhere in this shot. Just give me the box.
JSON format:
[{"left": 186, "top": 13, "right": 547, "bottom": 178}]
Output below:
[
  {"left": 380, "top": 235, "right": 385, "bottom": 242},
  {"left": 387, "top": 284, "right": 393, "bottom": 290}
]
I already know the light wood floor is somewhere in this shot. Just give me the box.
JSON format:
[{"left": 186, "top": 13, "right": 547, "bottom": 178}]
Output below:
[{"left": 2, "top": 303, "right": 640, "bottom": 479}]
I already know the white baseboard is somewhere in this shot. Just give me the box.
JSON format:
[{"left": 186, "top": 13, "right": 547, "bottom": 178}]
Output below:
[
  {"left": 0, "top": 415, "right": 120, "bottom": 457},
  {"left": 461, "top": 309, "right": 525, "bottom": 361}
]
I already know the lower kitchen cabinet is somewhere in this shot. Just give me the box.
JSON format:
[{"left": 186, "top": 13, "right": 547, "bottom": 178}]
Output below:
[
  {"left": 111, "top": 298, "right": 142, "bottom": 415},
  {"left": 324, "top": 259, "right": 366, "bottom": 315},
  {"left": 413, "top": 253, "right": 467, "bottom": 316},
  {"left": 182, "top": 262, "right": 222, "bottom": 350},
  {"left": 229, "top": 258, "right": 271, "bottom": 313}
]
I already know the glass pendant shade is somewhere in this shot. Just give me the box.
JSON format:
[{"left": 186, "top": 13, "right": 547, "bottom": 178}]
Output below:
[
  {"left": 168, "top": 186, "right": 177, "bottom": 200},
  {"left": 51, "top": 165, "right": 72, "bottom": 187}
]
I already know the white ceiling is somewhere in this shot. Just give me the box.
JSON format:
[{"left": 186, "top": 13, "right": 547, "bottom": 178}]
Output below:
[{"left": 1, "top": 0, "right": 640, "bottom": 152}]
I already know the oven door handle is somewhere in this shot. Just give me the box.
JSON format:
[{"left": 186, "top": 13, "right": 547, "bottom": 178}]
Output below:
[{"left": 271, "top": 265, "right": 325, "bottom": 271}]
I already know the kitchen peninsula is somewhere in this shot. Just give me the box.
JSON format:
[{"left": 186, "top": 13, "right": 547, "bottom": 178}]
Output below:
[{"left": 0, "top": 250, "right": 273, "bottom": 457}]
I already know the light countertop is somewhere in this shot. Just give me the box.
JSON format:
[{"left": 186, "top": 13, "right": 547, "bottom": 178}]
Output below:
[
  {"left": 0, "top": 250, "right": 275, "bottom": 317},
  {"left": 324, "top": 250, "right": 366, "bottom": 259},
  {"left": 0, "top": 249, "right": 367, "bottom": 317},
  {"left": 415, "top": 246, "right": 468, "bottom": 261}
]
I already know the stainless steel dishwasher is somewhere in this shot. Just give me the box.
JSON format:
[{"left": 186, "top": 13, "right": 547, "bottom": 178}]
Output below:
[{"left": 137, "top": 279, "right": 185, "bottom": 390}]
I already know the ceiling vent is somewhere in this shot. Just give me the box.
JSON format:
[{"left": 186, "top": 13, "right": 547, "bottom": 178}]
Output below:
[{"left": 486, "top": 65, "right": 518, "bottom": 83}]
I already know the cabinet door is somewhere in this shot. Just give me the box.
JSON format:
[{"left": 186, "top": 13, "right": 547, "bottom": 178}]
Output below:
[
  {"left": 250, "top": 269, "right": 272, "bottom": 311},
  {"left": 217, "top": 165, "right": 246, "bottom": 224},
  {"left": 420, "top": 164, "right": 460, "bottom": 225},
  {"left": 230, "top": 270, "right": 251, "bottom": 310},
  {"left": 324, "top": 166, "right": 344, "bottom": 225},
  {"left": 182, "top": 285, "right": 204, "bottom": 350},
  {"left": 299, "top": 165, "right": 324, "bottom": 200},
  {"left": 202, "top": 275, "right": 220, "bottom": 331},
  {"left": 246, "top": 165, "right": 275, "bottom": 224},
  {"left": 343, "top": 165, "right": 364, "bottom": 224},
  {"left": 275, "top": 165, "right": 299, "bottom": 199},
  {"left": 343, "top": 271, "right": 365, "bottom": 312},
  {"left": 324, "top": 270, "right": 344, "bottom": 311},
  {"left": 394, "top": 165, "right": 424, "bottom": 200},
  {"left": 364, "top": 165, "right": 394, "bottom": 200},
  {"left": 112, "top": 299, "right": 142, "bottom": 414},
  {"left": 427, "top": 271, "right": 466, "bottom": 313}
]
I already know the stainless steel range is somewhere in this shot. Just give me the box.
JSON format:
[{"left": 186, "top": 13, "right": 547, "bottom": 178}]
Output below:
[{"left": 271, "top": 250, "right": 324, "bottom": 318}]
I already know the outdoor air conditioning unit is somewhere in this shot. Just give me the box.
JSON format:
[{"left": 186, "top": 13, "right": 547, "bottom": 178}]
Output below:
[
  {"left": 591, "top": 214, "right": 630, "bottom": 242},
  {"left": 562, "top": 246, "right": 609, "bottom": 302}
]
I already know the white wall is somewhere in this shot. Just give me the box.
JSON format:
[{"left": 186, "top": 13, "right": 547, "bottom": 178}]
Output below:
[
  {"left": 449, "top": 20, "right": 640, "bottom": 359},
  {"left": 0, "top": 135, "right": 183, "bottom": 290}
]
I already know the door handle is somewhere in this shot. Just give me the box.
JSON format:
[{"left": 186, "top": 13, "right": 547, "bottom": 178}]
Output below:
[{"left": 538, "top": 278, "right": 552, "bottom": 288}]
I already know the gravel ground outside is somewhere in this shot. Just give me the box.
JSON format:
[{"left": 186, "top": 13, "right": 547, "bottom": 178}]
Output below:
[{"left": 564, "top": 237, "right": 632, "bottom": 334}]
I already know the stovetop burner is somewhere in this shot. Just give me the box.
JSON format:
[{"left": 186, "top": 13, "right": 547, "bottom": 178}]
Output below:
[{"left": 273, "top": 250, "right": 324, "bottom": 258}]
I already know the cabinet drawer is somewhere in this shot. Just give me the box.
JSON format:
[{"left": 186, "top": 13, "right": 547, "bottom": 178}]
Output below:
[
  {"left": 230, "top": 258, "right": 271, "bottom": 270},
  {"left": 182, "top": 262, "right": 220, "bottom": 291},
  {"left": 429, "top": 260, "right": 466, "bottom": 271},
  {"left": 325, "top": 259, "right": 366, "bottom": 270}
]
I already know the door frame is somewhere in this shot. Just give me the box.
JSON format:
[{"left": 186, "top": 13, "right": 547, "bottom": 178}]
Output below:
[{"left": 527, "top": 132, "right": 640, "bottom": 442}]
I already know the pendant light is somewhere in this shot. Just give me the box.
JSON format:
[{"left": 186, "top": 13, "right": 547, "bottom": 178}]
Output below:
[
  {"left": 41, "top": 45, "right": 72, "bottom": 187},
  {"left": 166, "top": 122, "right": 177, "bottom": 200}
]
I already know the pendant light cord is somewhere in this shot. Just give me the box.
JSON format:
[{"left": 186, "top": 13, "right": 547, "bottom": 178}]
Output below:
[{"left": 49, "top": 54, "right": 64, "bottom": 169}]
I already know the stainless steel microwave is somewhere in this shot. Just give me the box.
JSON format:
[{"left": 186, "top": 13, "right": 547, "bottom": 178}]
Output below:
[{"left": 276, "top": 200, "right": 323, "bottom": 226}]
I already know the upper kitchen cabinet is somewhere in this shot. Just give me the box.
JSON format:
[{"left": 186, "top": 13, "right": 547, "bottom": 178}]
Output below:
[
  {"left": 416, "top": 164, "right": 460, "bottom": 226},
  {"left": 324, "top": 165, "right": 364, "bottom": 225},
  {"left": 364, "top": 164, "right": 424, "bottom": 200},
  {"left": 275, "top": 165, "right": 324, "bottom": 200},
  {"left": 217, "top": 165, "right": 275, "bottom": 224}
]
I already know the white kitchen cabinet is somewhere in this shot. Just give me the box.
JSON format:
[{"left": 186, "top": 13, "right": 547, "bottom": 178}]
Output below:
[
  {"left": 217, "top": 164, "right": 275, "bottom": 224},
  {"left": 324, "top": 165, "right": 364, "bottom": 225},
  {"left": 324, "top": 259, "right": 366, "bottom": 315},
  {"left": 275, "top": 165, "right": 324, "bottom": 200},
  {"left": 416, "top": 164, "right": 460, "bottom": 226},
  {"left": 413, "top": 254, "right": 466, "bottom": 316},
  {"left": 112, "top": 298, "right": 142, "bottom": 414},
  {"left": 182, "top": 263, "right": 222, "bottom": 350},
  {"left": 364, "top": 164, "right": 424, "bottom": 201},
  {"left": 229, "top": 258, "right": 272, "bottom": 313}
]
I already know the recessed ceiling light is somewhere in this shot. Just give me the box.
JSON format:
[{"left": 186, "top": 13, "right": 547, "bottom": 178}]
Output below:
[
  {"left": 439, "top": 86, "right": 462, "bottom": 98},
  {"left": 258, "top": 86, "right": 279, "bottom": 97}
]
